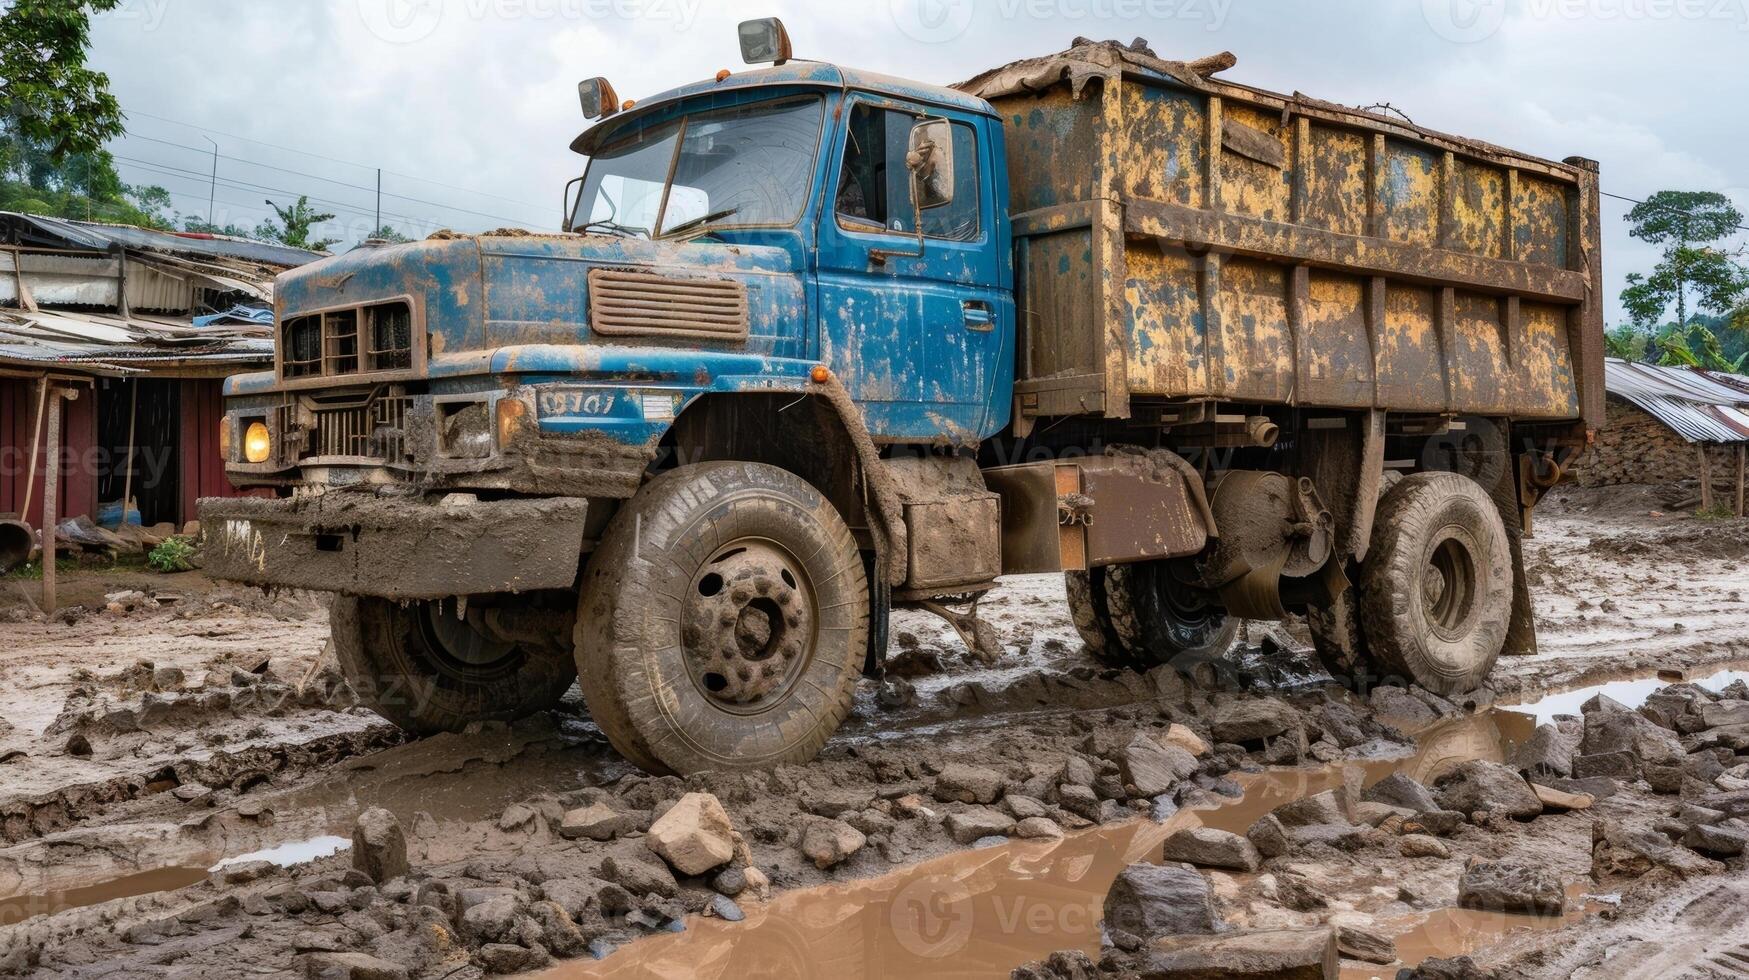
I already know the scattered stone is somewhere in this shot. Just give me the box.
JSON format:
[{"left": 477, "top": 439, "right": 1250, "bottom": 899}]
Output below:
[
  {"left": 1012, "top": 950, "right": 1100, "bottom": 980},
  {"left": 1163, "top": 723, "right": 1209, "bottom": 757},
  {"left": 1016, "top": 816, "right": 1063, "bottom": 839},
  {"left": 1335, "top": 922, "right": 1397, "bottom": 965},
  {"left": 600, "top": 853, "right": 678, "bottom": 898},
  {"left": 1683, "top": 821, "right": 1749, "bottom": 857},
  {"left": 1458, "top": 860, "right": 1564, "bottom": 915},
  {"left": 711, "top": 866, "right": 747, "bottom": 897},
  {"left": 560, "top": 802, "right": 632, "bottom": 842},
  {"left": 1210, "top": 697, "right": 1299, "bottom": 743},
  {"left": 945, "top": 806, "right": 1016, "bottom": 844},
  {"left": 1270, "top": 790, "right": 1348, "bottom": 828},
  {"left": 1273, "top": 870, "right": 1327, "bottom": 912},
  {"left": 1400, "top": 834, "right": 1450, "bottom": 859},
  {"left": 1246, "top": 814, "right": 1291, "bottom": 858},
  {"left": 1118, "top": 735, "right": 1199, "bottom": 797},
  {"left": 1531, "top": 784, "right": 1594, "bottom": 811},
  {"left": 709, "top": 894, "right": 745, "bottom": 922},
  {"left": 933, "top": 763, "right": 1008, "bottom": 804},
  {"left": 459, "top": 893, "right": 521, "bottom": 943},
  {"left": 800, "top": 818, "right": 866, "bottom": 869},
  {"left": 1434, "top": 761, "right": 1542, "bottom": 820},
  {"left": 1123, "top": 927, "right": 1338, "bottom": 979},
  {"left": 351, "top": 807, "right": 407, "bottom": 885},
  {"left": 1593, "top": 818, "right": 1726, "bottom": 879},
  {"left": 217, "top": 860, "right": 278, "bottom": 885},
  {"left": 1101, "top": 862, "right": 1221, "bottom": 941},
  {"left": 65, "top": 733, "right": 92, "bottom": 757},
  {"left": 646, "top": 792, "right": 735, "bottom": 875},
  {"left": 474, "top": 943, "right": 545, "bottom": 974},
  {"left": 1396, "top": 955, "right": 1495, "bottom": 979},
  {"left": 1511, "top": 723, "right": 1580, "bottom": 779},
  {"left": 1157, "top": 827, "right": 1261, "bottom": 872},
  {"left": 300, "top": 951, "right": 409, "bottom": 980},
  {"left": 1361, "top": 772, "right": 1440, "bottom": 814},
  {"left": 1003, "top": 794, "right": 1050, "bottom": 820},
  {"left": 1581, "top": 709, "right": 1686, "bottom": 768},
  {"left": 1370, "top": 686, "right": 1440, "bottom": 728},
  {"left": 1572, "top": 751, "right": 1638, "bottom": 781}
]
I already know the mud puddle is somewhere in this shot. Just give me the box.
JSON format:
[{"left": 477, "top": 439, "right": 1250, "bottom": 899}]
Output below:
[
  {"left": 537, "top": 706, "right": 1556, "bottom": 980},
  {"left": 1504, "top": 663, "right": 1749, "bottom": 724}
]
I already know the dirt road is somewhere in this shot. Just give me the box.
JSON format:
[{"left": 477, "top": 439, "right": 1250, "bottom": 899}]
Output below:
[{"left": 2, "top": 483, "right": 1748, "bottom": 979}]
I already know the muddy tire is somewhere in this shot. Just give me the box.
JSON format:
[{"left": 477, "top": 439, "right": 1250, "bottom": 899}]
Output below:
[
  {"left": 574, "top": 462, "right": 867, "bottom": 775},
  {"left": 1359, "top": 472, "right": 1511, "bottom": 696},
  {"left": 331, "top": 596, "right": 577, "bottom": 735},
  {"left": 1066, "top": 561, "right": 1236, "bottom": 670}
]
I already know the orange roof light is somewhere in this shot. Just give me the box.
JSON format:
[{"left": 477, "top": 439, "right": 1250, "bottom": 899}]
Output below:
[
  {"left": 622, "top": 99, "right": 635, "bottom": 110},
  {"left": 810, "top": 365, "right": 831, "bottom": 384},
  {"left": 715, "top": 69, "right": 731, "bottom": 82}
]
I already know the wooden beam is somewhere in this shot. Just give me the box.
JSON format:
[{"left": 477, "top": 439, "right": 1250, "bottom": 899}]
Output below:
[
  {"left": 1737, "top": 444, "right": 1745, "bottom": 519},
  {"left": 1699, "top": 445, "right": 1715, "bottom": 513}
]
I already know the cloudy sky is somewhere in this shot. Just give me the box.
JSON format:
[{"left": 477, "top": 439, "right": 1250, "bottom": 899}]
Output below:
[{"left": 90, "top": 0, "right": 1748, "bottom": 325}]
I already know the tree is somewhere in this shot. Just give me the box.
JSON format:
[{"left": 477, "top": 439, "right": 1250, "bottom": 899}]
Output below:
[
  {"left": 1621, "top": 191, "right": 1749, "bottom": 329},
  {"left": 367, "top": 224, "right": 412, "bottom": 244},
  {"left": 0, "top": 0, "right": 125, "bottom": 161},
  {"left": 0, "top": 134, "right": 174, "bottom": 228},
  {"left": 1655, "top": 322, "right": 1748, "bottom": 373},
  {"left": 256, "top": 196, "right": 339, "bottom": 251},
  {"left": 182, "top": 215, "right": 254, "bottom": 237}
]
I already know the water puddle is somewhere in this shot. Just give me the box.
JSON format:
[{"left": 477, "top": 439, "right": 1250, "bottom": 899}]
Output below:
[
  {"left": 1340, "top": 884, "right": 1605, "bottom": 980},
  {"left": 0, "top": 867, "right": 210, "bottom": 928},
  {"left": 1504, "top": 664, "right": 1749, "bottom": 725},
  {"left": 209, "top": 834, "right": 351, "bottom": 872}
]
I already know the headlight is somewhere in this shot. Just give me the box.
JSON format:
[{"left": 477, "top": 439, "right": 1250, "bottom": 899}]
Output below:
[
  {"left": 496, "top": 397, "right": 530, "bottom": 448},
  {"left": 244, "top": 421, "right": 273, "bottom": 464}
]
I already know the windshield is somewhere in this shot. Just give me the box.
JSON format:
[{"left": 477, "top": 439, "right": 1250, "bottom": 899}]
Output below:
[{"left": 573, "top": 96, "right": 824, "bottom": 239}]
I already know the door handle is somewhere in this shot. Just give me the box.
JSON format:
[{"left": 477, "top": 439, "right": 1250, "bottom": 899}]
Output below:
[{"left": 961, "top": 300, "right": 994, "bottom": 332}]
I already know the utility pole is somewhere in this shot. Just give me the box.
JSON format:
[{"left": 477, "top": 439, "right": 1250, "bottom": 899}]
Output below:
[
  {"left": 203, "top": 136, "right": 218, "bottom": 229},
  {"left": 375, "top": 169, "right": 382, "bottom": 235}
]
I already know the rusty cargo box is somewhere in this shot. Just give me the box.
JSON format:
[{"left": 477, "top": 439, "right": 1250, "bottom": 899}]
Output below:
[{"left": 957, "top": 43, "right": 1605, "bottom": 427}]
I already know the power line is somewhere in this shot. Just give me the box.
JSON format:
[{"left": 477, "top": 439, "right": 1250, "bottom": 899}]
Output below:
[
  {"left": 122, "top": 109, "right": 561, "bottom": 212},
  {"left": 113, "top": 153, "right": 453, "bottom": 228}
]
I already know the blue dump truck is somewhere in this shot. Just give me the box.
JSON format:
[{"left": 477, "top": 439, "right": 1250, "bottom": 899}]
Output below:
[{"left": 202, "top": 23, "right": 1605, "bottom": 775}]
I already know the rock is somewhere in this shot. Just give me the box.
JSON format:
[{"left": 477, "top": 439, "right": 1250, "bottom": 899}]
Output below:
[
  {"left": 459, "top": 894, "right": 521, "bottom": 943},
  {"left": 933, "top": 763, "right": 1008, "bottom": 804},
  {"left": 800, "top": 818, "right": 866, "bottom": 868},
  {"left": 1361, "top": 773, "right": 1440, "bottom": 814},
  {"left": 1016, "top": 816, "right": 1063, "bottom": 839},
  {"left": 1271, "top": 790, "right": 1349, "bottom": 828},
  {"left": 1246, "top": 814, "right": 1291, "bottom": 858},
  {"left": 1118, "top": 735, "right": 1200, "bottom": 797},
  {"left": 1683, "top": 821, "right": 1749, "bottom": 857},
  {"left": 1273, "top": 870, "right": 1327, "bottom": 912},
  {"left": 1370, "top": 686, "right": 1439, "bottom": 729},
  {"left": 529, "top": 899, "right": 590, "bottom": 957},
  {"left": 1157, "top": 827, "right": 1261, "bottom": 872},
  {"left": 1164, "top": 723, "right": 1209, "bottom": 757},
  {"left": 540, "top": 877, "right": 621, "bottom": 918},
  {"left": 1701, "top": 701, "right": 1749, "bottom": 728},
  {"left": 560, "top": 802, "right": 632, "bottom": 842},
  {"left": 1458, "top": 860, "right": 1564, "bottom": 915},
  {"left": 300, "top": 951, "right": 410, "bottom": 980},
  {"left": 218, "top": 860, "right": 278, "bottom": 885},
  {"left": 742, "top": 866, "right": 771, "bottom": 902},
  {"left": 1511, "top": 724, "right": 1579, "bottom": 779},
  {"left": 600, "top": 853, "right": 677, "bottom": 898},
  {"left": 1581, "top": 693, "right": 1630, "bottom": 715},
  {"left": 351, "top": 807, "right": 408, "bottom": 885},
  {"left": 711, "top": 866, "right": 747, "bottom": 897},
  {"left": 945, "top": 806, "right": 1016, "bottom": 844},
  {"left": 475, "top": 943, "right": 545, "bottom": 974},
  {"left": 710, "top": 894, "right": 745, "bottom": 922},
  {"left": 1354, "top": 802, "right": 1414, "bottom": 827},
  {"left": 1397, "top": 956, "right": 1495, "bottom": 979},
  {"left": 1542, "top": 776, "right": 1621, "bottom": 801},
  {"left": 1572, "top": 751, "right": 1639, "bottom": 781},
  {"left": 1531, "top": 783, "right": 1594, "bottom": 811},
  {"left": 1059, "top": 755, "right": 1097, "bottom": 788},
  {"left": 1210, "top": 697, "right": 1299, "bottom": 743},
  {"left": 1335, "top": 923, "right": 1397, "bottom": 965},
  {"left": 645, "top": 792, "right": 735, "bottom": 875},
  {"left": 1056, "top": 784, "right": 1102, "bottom": 822},
  {"left": 66, "top": 733, "right": 92, "bottom": 757},
  {"left": 1581, "top": 710, "right": 1686, "bottom": 768},
  {"left": 1125, "top": 927, "right": 1337, "bottom": 979},
  {"left": 1593, "top": 818, "right": 1726, "bottom": 879},
  {"left": 1102, "top": 862, "right": 1221, "bottom": 941},
  {"left": 1434, "top": 761, "right": 1542, "bottom": 820},
  {"left": 1012, "top": 950, "right": 1100, "bottom": 980},
  {"left": 1400, "top": 834, "right": 1450, "bottom": 858},
  {"left": 1003, "top": 794, "right": 1050, "bottom": 820}
]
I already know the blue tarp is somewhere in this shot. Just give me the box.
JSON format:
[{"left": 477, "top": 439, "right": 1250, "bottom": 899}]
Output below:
[{"left": 192, "top": 305, "right": 276, "bottom": 328}]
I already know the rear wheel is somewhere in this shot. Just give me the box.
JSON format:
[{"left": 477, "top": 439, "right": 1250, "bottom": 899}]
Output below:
[
  {"left": 1066, "top": 560, "right": 1237, "bottom": 671},
  {"left": 574, "top": 462, "right": 867, "bottom": 775},
  {"left": 1359, "top": 472, "right": 1511, "bottom": 695},
  {"left": 331, "top": 596, "right": 576, "bottom": 735}
]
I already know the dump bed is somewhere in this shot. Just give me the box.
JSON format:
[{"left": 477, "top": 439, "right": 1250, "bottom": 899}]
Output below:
[{"left": 957, "top": 43, "right": 1605, "bottom": 428}]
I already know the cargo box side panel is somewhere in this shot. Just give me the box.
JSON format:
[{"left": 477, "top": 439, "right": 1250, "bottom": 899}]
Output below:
[
  {"left": 1124, "top": 238, "right": 1208, "bottom": 397},
  {"left": 1513, "top": 301, "right": 1580, "bottom": 418},
  {"left": 1220, "top": 103, "right": 1292, "bottom": 224},
  {"left": 994, "top": 89, "right": 1101, "bottom": 214},
  {"left": 1299, "top": 270, "right": 1375, "bottom": 409},
  {"left": 1019, "top": 228, "right": 1106, "bottom": 415},
  {"left": 1118, "top": 84, "right": 1205, "bottom": 207},
  {"left": 1211, "top": 256, "right": 1294, "bottom": 403}
]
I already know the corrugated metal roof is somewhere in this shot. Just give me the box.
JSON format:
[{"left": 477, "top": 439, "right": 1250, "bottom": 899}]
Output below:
[
  {"left": 1, "top": 211, "right": 322, "bottom": 267},
  {"left": 1606, "top": 358, "right": 1749, "bottom": 444}
]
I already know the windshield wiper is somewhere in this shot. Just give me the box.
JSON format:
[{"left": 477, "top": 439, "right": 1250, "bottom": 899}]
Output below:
[
  {"left": 662, "top": 206, "right": 740, "bottom": 240},
  {"left": 580, "top": 218, "right": 644, "bottom": 238}
]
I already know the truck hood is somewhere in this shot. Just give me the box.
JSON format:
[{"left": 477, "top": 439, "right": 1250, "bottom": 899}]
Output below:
[{"left": 272, "top": 232, "right": 804, "bottom": 369}]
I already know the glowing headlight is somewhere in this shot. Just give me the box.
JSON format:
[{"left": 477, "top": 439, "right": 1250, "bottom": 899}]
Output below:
[
  {"left": 496, "top": 397, "right": 530, "bottom": 448},
  {"left": 244, "top": 421, "right": 272, "bottom": 464}
]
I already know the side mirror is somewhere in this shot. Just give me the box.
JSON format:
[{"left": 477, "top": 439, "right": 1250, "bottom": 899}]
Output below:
[
  {"left": 562, "top": 176, "right": 583, "bottom": 232},
  {"left": 578, "top": 77, "right": 620, "bottom": 121},
  {"left": 907, "top": 118, "right": 954, "bottom": 211},
  {"left": 738, "top": 17, "right": 792, "bottom": 65}
]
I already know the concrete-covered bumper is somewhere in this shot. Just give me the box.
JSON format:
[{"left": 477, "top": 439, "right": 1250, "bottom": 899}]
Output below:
[{"left": 196, "top": 494, "right": 589, "bottom": 600}]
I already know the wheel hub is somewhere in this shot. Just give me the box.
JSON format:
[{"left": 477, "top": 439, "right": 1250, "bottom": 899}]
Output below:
[{"left": 683, "top": 541, "right": 813, "bottom": 706}]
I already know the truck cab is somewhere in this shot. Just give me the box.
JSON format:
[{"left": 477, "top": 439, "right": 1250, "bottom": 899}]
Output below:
[{"left": 203, "top": 21, "right": 1601, "bottom": 776}]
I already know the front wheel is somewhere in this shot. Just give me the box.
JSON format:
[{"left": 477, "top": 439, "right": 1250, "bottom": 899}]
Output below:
[
  {"left": 331, "top": 596, "right": 577, "bottom": 735},
  {"left": 574, "top": 462, "right": 868, "bottom": 775},
  {"left": 1359, "top": 472, "right": 1511, "bottom": 696}
]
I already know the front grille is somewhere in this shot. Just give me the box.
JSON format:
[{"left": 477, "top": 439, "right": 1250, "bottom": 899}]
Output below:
[
  {"left": 280, "top": 301, "right": 414, "bottom": 379},
  {"left": 588, "top": 269, "right": 749, "bottom": 340},
  {"left": 303, "top": 390, "right": 412, "bottom": 461}
]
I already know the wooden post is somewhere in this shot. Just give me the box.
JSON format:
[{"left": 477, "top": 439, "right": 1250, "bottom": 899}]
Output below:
[
  {"left": 42, "top": 387, "right": 62, "bottom": 613},
  {"left": 1737, "top": 444, "right": 1745, "bottom": 519},
  {"left": 19, "top": 375, "right": 47, "bottom": 522},
  {"left": 119, "top": 379, "right": 138, "bottom": 527},
  {"left": 1698, "top": 444, "right": 1715, "bottom": 513}
]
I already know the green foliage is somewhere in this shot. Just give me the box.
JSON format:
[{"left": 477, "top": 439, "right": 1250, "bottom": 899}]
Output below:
[
  {"left": 1621, "top": 191, "right": 1749, "bottom": 330},
  {"left": 146, "top": 537, "right": 196, "bottom": 573},
  {"left": 1604, "top": 324, "right": 1649, "bottom": 362},
  {"left": 0, "top": 0, "right": 124, "bottom": 161},
  {"left": 182, "top": 216, "right": 254, "bottom": 237},
  {"left": 255, "top": 195, "right": 338, "bottom": 251},
  {"left": 1655, "top": 322, "right": 1749, "bottom": 373},
  {"left": 368, "top": 224, "right": 412, "bottom": 244}
]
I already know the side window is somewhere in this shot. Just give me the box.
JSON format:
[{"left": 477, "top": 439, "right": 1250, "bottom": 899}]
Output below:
[{"left": 834, "top": 105, "right": 981, "bottom": 242}]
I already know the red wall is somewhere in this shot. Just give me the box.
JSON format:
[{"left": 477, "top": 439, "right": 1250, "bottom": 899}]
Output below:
[
  {"left": 1, "top": 378, "right": 98, "bottom": 529},
  {"left": 180, "top": 378, "right": 261, "bottom": 522}
]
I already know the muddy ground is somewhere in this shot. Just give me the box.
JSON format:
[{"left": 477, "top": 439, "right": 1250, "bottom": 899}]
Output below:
[{"left": 2, "top": 483, "right": 1748, "bottom": 979}]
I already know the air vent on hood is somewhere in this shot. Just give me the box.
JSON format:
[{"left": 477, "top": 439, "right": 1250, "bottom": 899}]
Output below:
[{"left": 587, "top": 269, "right": 749, "bottom": 341}]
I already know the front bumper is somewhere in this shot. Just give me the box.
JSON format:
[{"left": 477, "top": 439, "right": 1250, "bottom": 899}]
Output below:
[{"left": 198, "top": 493, "right": 589, "bottom": 599}]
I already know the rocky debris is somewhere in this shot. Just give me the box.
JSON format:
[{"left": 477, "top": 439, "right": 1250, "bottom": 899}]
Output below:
[
  {"left": 1592, "top": 818, "right": 1725, "bottom": 879},
  {"left": 559, "top": 802, "right": 633, "bottom": 841},
  {"left": 1361, "top": 772, "right": 1440, "bottom": 814},
  {"left": 300, "top": 951, "right": 410, "bottom": 979},
  {"left": 945, "top": 806, "right": 1016, "bottom": 844},
  {"left": 1370, "top": 686, "right": 1440, "bottom": 729},
  {"left": 1163, "top": 723, "right": 1209, "bottom": 757},
  {"left": 645, "top": 792, "right": 735, "bottom": 875},
  {"left": 800, "top": 818, "right": 866, "bottom": 869},
  {"left": 1395, "top": 956, "right": 1496, "bottom": 980},
  {"left": 1531, "top": 783, "right": 1594, "bottom": 811},
  {"left": 1578, "top": 702, "right": 1686, "bottom": 780},
  {"left": 1209, "top": 696, "right": 1300, "bottom": 744},
  {"left": 1683, "top": 821, "right": 1749, "bottom": 856},
  {"left": 599, "top": 851, "right": 678, "bottom": 898},
  {"left": 1246, "top": 814, "right": 1291, "bottom": 858},
  {"left": 1011, "top": 949, "right": 1101, "bottom": 980},
  {"left": 1113, "top": 927, "right": 1339, "bottom": 979},
  {"left": 1102, "top": 862, "right": 1221, "bottom": 942},
  {"left": 1334, "top": 922, "right": 1397, "bottom": 965},
  {"left": 1510, "top": 722, "right": 1580, "bottom": 779},
  {"left": 1270, "top": 788, "right": 1352, "bottom": 828},
  {"left": 1434, "top": 761, "right": 1543, "bottom": 820},
  {"left": 1016, "top": 816, "right": 1063, "bottom": 839},
  {"left": 1117, "top": 734, "right": 1199, "bottom": 797},
  {"left": 1157, "top": 827, "right": 1261, "bottom": 872},
  {"left": 1400, "top": 834, "right": 1451, "bottom": 859},
  {"left": 933, "top": 763, "right": 1008, "bottom": 804},
  {"left": 1458, "top": 860, "right": 1565, "bottom": 915},
  {"left": 351, "top": 807, "right": 408, "bottom": 885}
]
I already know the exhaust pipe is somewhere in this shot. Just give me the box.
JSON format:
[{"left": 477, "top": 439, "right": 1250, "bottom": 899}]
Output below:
[
  {"left": 1245, "top": 416, "right": 1280, "bottom": 448},
  {"left": 0, "top": 520, "right": 34, "bottom": 575}
]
